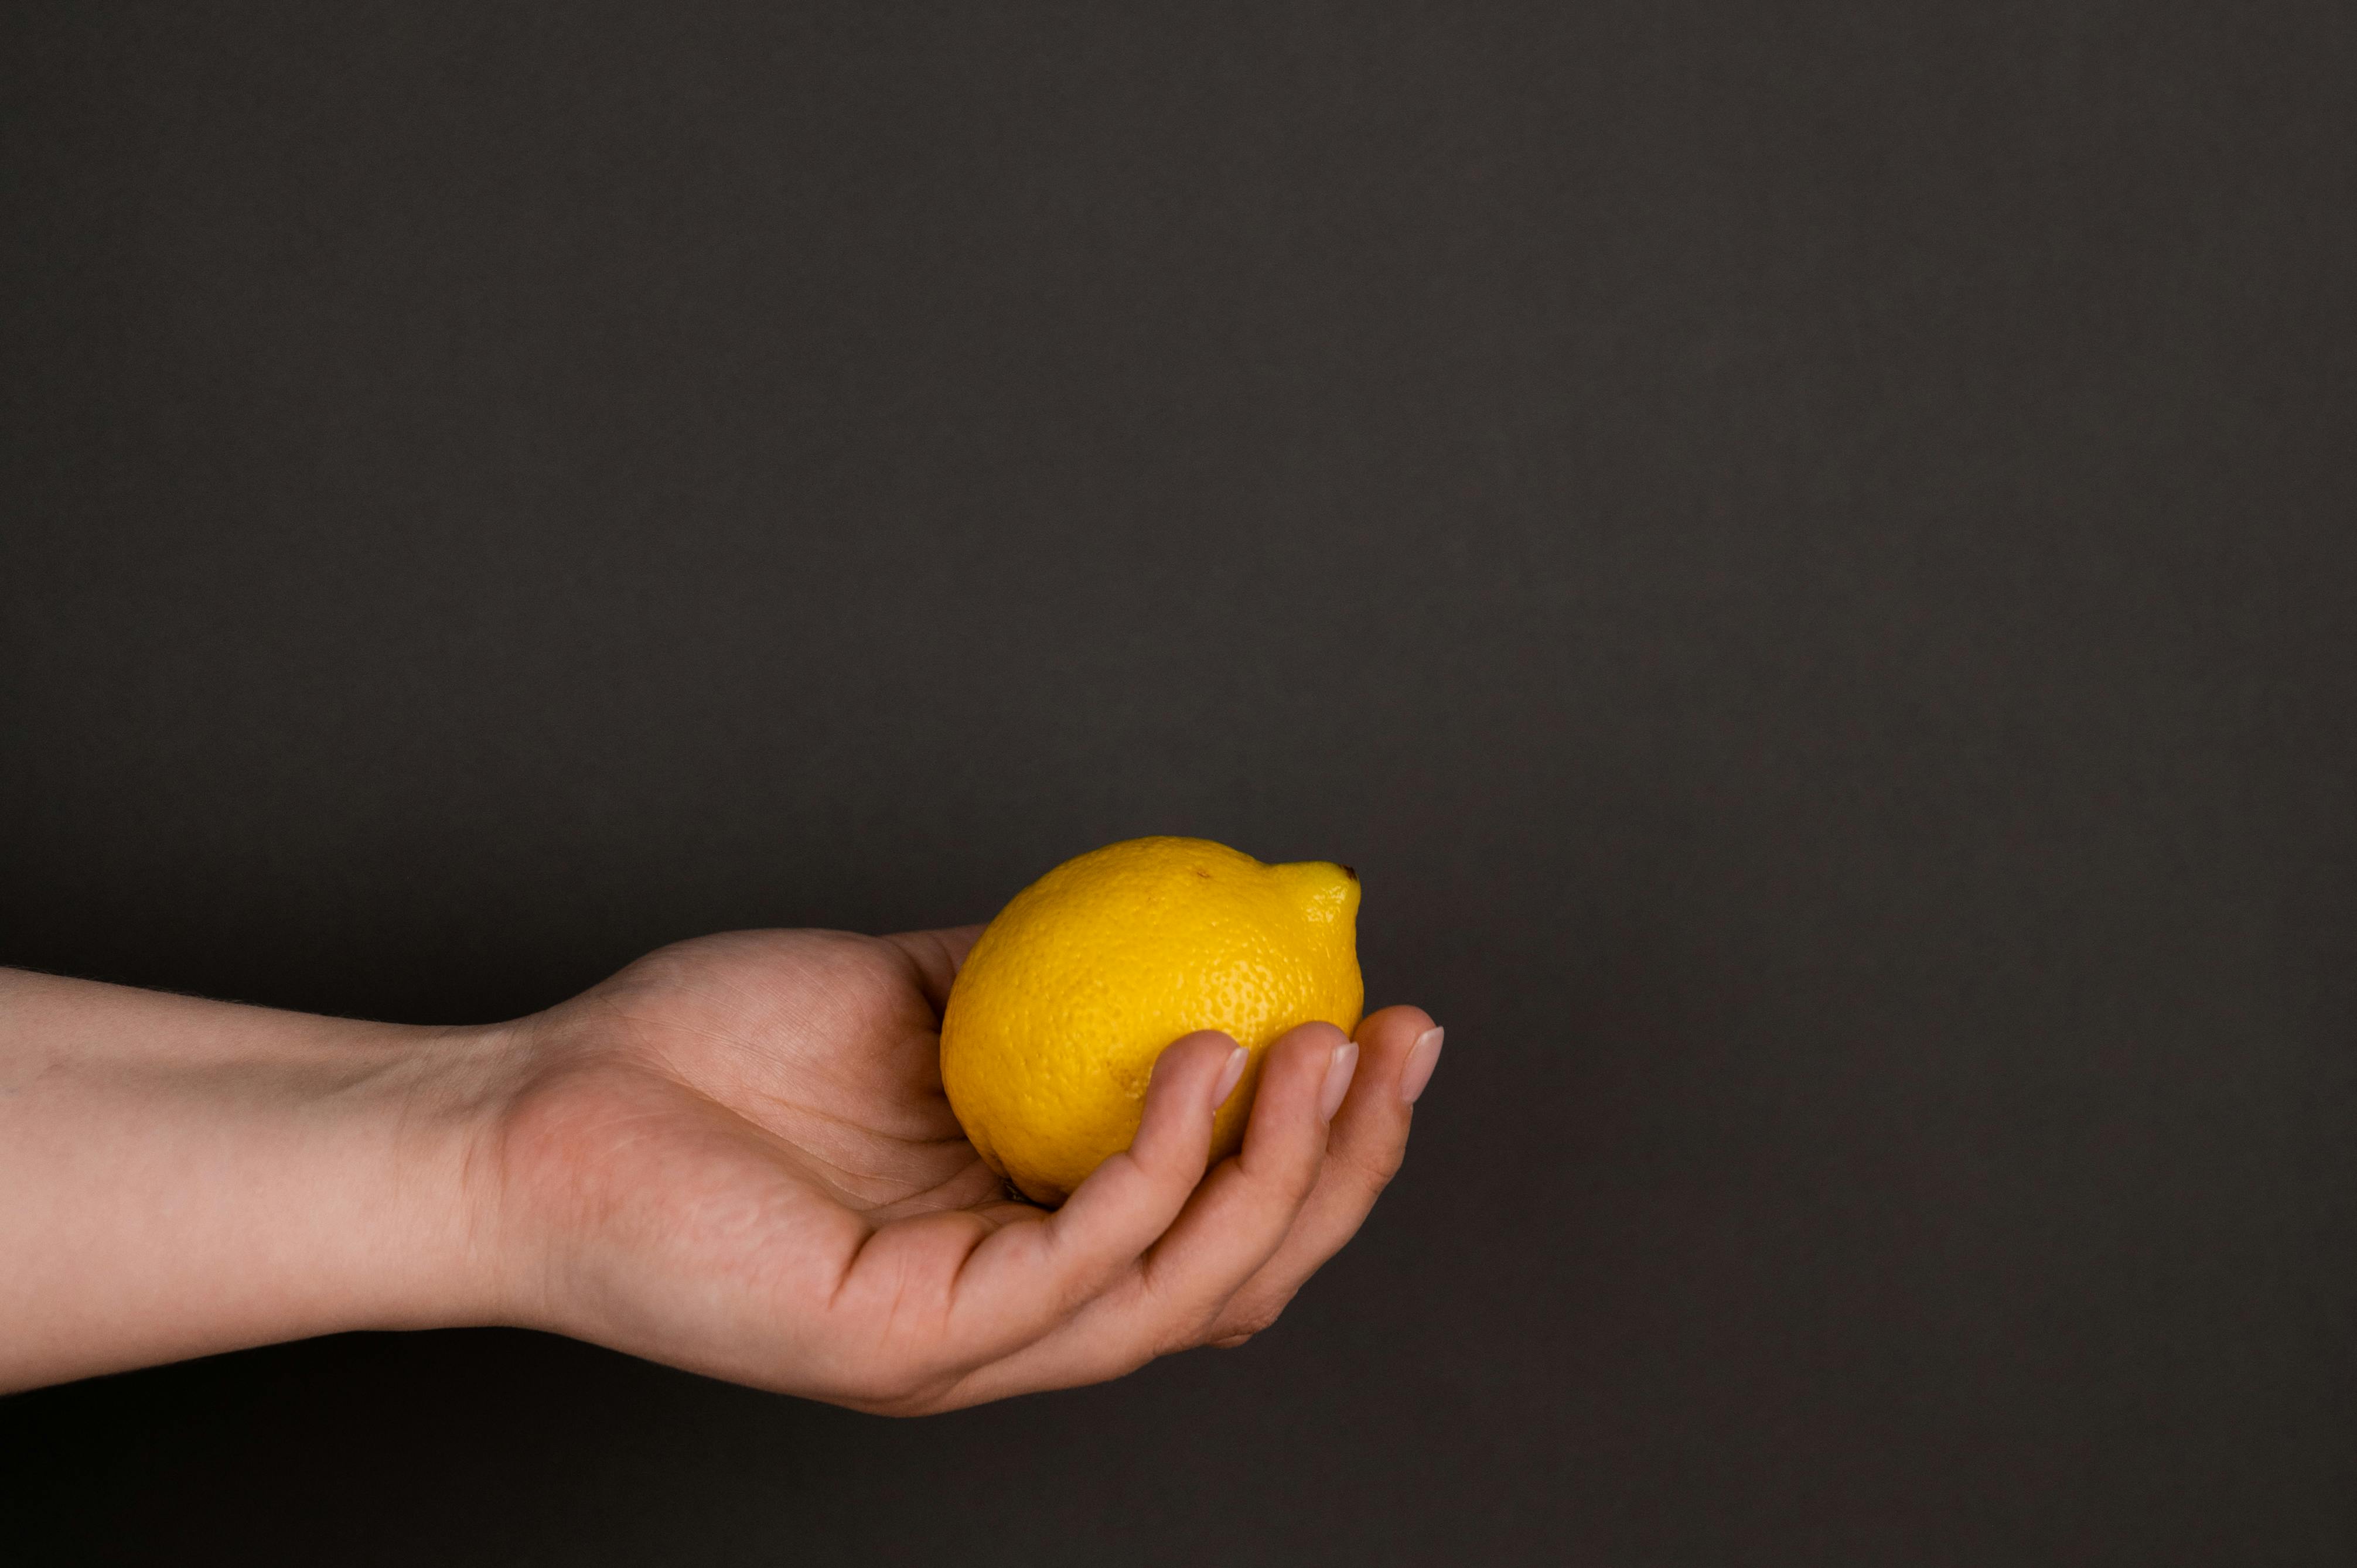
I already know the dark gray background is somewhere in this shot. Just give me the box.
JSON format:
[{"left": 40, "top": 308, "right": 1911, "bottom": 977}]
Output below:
[{"left": 4, "top": 2, "right": 2353, "bottom": 1562}]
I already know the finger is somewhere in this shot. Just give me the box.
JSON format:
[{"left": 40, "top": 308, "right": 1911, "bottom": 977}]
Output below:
[
  {"left": 882, "top": 925, "right": 987, "bottom": 1015},
  {"left": 927, "top": 1020, "right": 1356, "bottom": 1405},
  {"left": 1201, "top": 1005, "right": 1440, "bottom": 1345},
  {"left": 906, "top": 1029, "right": 1241, "bottom": 1372},
  {"left": 1130, "top": 1021, "right": 1352, "bottom": 1327}
]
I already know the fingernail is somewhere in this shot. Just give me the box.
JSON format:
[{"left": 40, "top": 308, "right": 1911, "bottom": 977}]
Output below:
[
  {"left": 1318, "top": 1040, "right": 1359, "bottom": 1122},
  {"left": 1212, "top": 1045, "right": 1249, "bottom": 1108},
  {"left": 1401, "top": 1027, "right": 1445, "bottom": 1105}
]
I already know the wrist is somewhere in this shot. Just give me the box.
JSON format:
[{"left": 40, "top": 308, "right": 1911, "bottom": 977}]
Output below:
[{"left": 325, "top": 1016, "right": 533, "bottom": 1335}]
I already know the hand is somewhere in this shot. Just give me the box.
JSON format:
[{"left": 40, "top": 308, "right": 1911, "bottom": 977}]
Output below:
[{"left": 480, "top": 927, "right": 1442, "bottom": 1413}]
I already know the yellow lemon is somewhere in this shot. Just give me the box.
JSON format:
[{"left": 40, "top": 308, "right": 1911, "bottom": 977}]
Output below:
[{"left": 940, "top": 836, "right": 1364, "bottom": 1205}]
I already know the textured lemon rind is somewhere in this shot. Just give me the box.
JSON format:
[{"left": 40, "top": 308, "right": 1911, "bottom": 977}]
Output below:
[{"left": 940, "top": 837, "right": 1363, "bottom": 1205}]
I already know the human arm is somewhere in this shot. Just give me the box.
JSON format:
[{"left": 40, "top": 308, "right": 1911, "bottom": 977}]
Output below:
[
  {"left": 0, "top": 928, "right": 1443, "bottom": 1409},
  {"left": 0, "top": 968, "right": 511, "bottom": 1390}
]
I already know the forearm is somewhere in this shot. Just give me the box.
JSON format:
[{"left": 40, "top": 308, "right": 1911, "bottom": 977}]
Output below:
[{"left": 0, "top": 969, "right": 515, "bottom": 1391}]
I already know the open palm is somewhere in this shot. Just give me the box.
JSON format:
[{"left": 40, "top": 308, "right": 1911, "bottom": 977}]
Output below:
[{"left": 482, "top": 926, "right": 1440, "bottom": 1413}]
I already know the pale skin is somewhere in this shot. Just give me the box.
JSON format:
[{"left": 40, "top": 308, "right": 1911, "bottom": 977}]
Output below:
[{"left": 0, "top": 927, "right": 1444, "bottom": 1411}]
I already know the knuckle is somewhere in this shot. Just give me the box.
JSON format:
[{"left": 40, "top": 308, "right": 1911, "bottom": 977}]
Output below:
[
  {"left": 1176, "top": 1308, "right": 1226, "bottom": 1353},
  {"left": 846, "top": 1365, "right": 923, "bottom": 1409},
  {"left": 1089, "top": 1333, "right": 1169, "bottom": 1383},
  {"left": 1126, "top": 1275, "right": 1205, "bottom": 1361},
  {"left": 859, "top": 1369, "right": 956, "bottom": 1417},
  {"left": 1151, "top": 1310, "right": 1209, "bottom": 1360},
  {"left": 1351, "top": 1139, "right": 1407, "bottom": 1191},
  {"left": 837, "top": 1353, "right": 956, "bottom": 1415},
  {"left": 858, "top": 1390, "right": 932, "bottom": 1418},
  {"left": 1213, "top": 1297, "right": 1288, "bottom": 1344},
  {"left": 1244, "top": 1147, "right": 1324, "bottom": 1208},
  {"left": 1157, "top": 1292, "right": 1238, "bottom": 1358}
]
